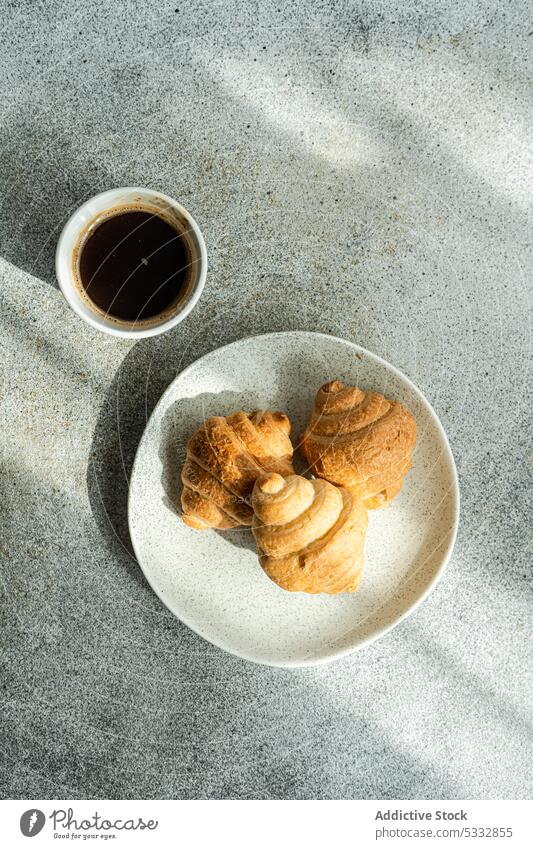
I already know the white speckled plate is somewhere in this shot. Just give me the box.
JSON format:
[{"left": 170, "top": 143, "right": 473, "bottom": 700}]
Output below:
[{"left": 128, "top": 332, "right": 459, "bottom": 667}]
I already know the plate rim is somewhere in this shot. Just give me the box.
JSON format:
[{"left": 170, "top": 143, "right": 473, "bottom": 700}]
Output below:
[{"left": 128, "top": 330, "right": 460, "bottom": 668}]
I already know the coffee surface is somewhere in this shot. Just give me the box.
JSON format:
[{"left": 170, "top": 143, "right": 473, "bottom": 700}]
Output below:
[{"left": 78, "top": 209, "right": 189, "bottom": 321}]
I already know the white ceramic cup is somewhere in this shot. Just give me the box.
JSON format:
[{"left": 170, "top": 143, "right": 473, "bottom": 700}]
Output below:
[{"left": 55, "top": 187, "right": 207, "bottom": 339}]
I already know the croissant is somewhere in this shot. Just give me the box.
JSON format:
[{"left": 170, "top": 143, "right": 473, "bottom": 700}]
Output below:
[
  {"left": 300, "top": 380, "right": 416, "bottom": 509},
  {"left": 252, "top": 472, "right": 368, "bottom": 594},
  {"left": 181, "top": 411, "right": 294, "bottom": 529}
]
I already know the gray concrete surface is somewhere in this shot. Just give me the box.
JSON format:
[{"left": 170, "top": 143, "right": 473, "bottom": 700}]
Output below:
[{"left": 1, "top": 0, "right": 532, "bottom": 799}]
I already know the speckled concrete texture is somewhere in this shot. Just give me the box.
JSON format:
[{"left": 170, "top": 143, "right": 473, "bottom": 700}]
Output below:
[{"left": 1, "top": 0, "right": 531, "bottom": 799}]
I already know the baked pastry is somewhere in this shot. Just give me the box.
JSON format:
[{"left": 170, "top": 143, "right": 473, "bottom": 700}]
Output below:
[
  {"left": 300, "top": 380, "right": 416, "bottom": 509},
  {"left": 181, "top": 411, "right": 294, "bottom": 529},
  {"left": 252, "top": 472, "right": 368, "bottom": 594}
]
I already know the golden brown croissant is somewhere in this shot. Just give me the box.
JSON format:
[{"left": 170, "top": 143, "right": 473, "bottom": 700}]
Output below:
[
  {"left": 252, "top": 472, "right": 368, "bottom": 594},
  {"left": 181, "top": 411, "right": 294, "bottom": 529},
  {"left": 300, "top": 380, "right": 416, "bottom": 509}
]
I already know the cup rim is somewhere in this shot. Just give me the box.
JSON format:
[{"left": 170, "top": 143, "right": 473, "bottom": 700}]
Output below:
[{"left": 55, "top": 187, "right": 207, "bottom": 339}]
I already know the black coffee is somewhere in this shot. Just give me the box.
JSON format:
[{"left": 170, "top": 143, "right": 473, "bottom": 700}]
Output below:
[{"left": 77, "top": 208, "right": 190, "bottom": 321}]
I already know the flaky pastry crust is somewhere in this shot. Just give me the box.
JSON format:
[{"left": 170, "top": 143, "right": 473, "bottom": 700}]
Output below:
[
  {"left": 252, "top": 473, "right": 368, "bottom": 594},
  {"left": 181, "top": 411, "right": 294, "bottom": 529},
  {"left": 300, "top": 380, "right": 416, "bottom": 508}
]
